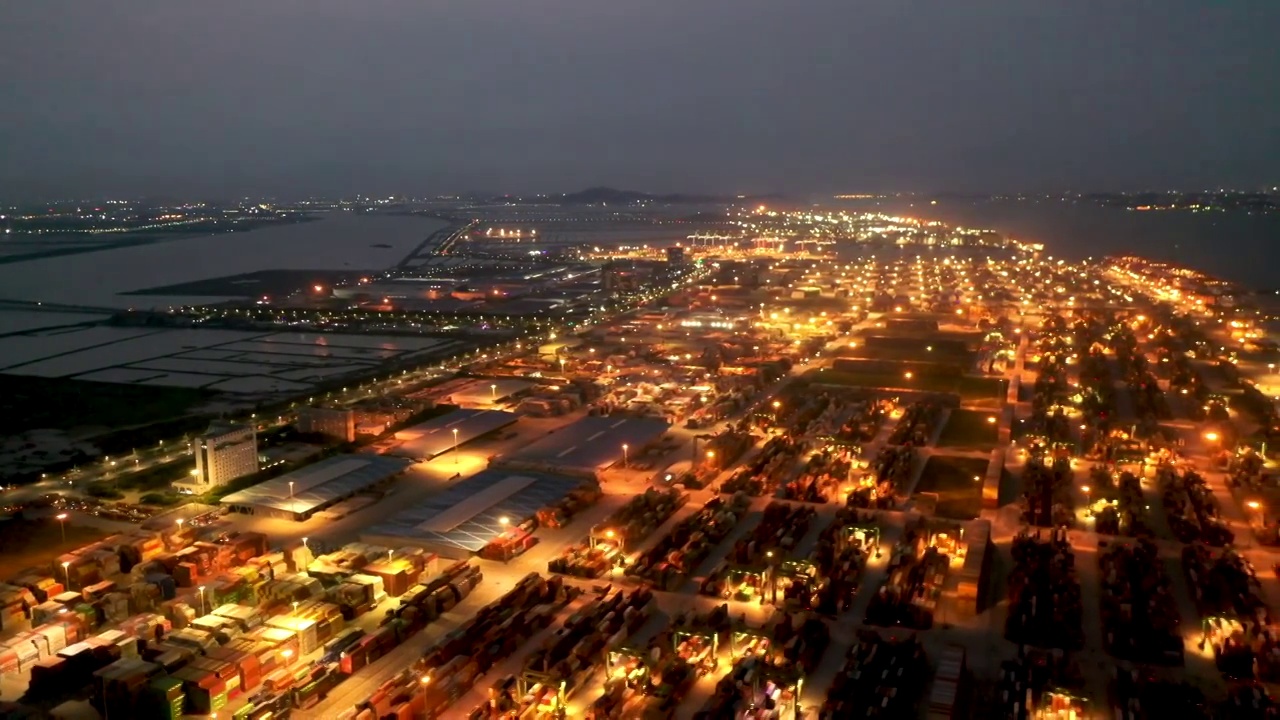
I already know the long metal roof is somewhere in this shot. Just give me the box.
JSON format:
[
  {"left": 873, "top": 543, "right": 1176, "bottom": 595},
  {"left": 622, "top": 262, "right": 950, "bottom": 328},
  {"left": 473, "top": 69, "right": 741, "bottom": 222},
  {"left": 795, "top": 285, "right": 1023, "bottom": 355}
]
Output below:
[
  {"left": 499, "top": 415, "right": 670, "bottom": 473},
  {"left": 361, "top": 469, "right": 589, "bottom": 554},
  {"left": 388, "top": 408, "right": 517, "bottom": 460},
  {"left": 219, "top": 454, "right": 412, "bottom": 514}
]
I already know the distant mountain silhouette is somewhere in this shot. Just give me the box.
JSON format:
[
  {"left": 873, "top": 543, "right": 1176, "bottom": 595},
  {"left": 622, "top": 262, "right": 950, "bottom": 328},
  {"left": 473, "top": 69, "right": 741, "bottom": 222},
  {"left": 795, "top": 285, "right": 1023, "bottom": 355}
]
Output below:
[{"left": 487, "top": 186, "right": 783, "bottom": 206}]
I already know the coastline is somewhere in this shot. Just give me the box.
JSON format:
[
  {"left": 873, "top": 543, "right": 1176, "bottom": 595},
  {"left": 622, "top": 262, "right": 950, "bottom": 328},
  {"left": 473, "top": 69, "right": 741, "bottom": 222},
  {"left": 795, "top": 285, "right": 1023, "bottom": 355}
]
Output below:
[{"left": 833, "top": 197, "right": 1280, "bottom": 292}]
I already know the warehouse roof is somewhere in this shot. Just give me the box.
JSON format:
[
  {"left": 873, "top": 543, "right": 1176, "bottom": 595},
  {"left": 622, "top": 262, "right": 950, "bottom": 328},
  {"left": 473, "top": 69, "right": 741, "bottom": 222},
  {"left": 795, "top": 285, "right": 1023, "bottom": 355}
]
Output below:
[
  {"left": 389, "top": 408, "right": 517, "bottom": 460},
  {"left": 498, "top": 415, "right": 669, "bottom": 474},
  {"left": 220, "top": 454, "right": 411, "bottom": 515},
  {"left": 361, "top": 469, "right": 590, "bottom": 555}
]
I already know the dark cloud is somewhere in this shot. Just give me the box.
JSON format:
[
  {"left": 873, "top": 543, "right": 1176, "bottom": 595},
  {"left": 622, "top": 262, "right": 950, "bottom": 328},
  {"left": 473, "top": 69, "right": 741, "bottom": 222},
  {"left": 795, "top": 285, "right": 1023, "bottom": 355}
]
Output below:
[{"left": 2, "top": 0, "right": 1276, "bottom": 198}]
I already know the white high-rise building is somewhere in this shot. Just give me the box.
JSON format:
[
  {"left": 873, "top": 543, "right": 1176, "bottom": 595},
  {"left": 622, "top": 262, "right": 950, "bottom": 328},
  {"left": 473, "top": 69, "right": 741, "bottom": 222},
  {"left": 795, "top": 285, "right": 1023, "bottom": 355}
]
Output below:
[{"left": 189, "top": 423, "right": 258, "bottom": 488}]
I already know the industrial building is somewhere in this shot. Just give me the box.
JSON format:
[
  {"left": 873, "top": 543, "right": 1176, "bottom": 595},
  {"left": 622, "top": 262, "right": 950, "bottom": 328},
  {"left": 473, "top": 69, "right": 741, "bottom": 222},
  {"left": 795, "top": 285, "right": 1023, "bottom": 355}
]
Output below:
[
  {"left": 426, "top": 377, "right": 536, "bottom": 408},
  {"left": 360, "top": 469, "right": 591, "bottom": 558},
  {"left": 220, "top": 454, "right": 412, "bottom": 520},
  {"left": 492, "top": 415, "right": 670, "bottom": 479},
  {"left": 295, "top": 406, "right": 356, "bottom": 443},
  {"left": 387, "top": 408, "right": 517, "bottom": 461},
  {"left": 180, "top": 423, "right": 258, "bottom": 492}
]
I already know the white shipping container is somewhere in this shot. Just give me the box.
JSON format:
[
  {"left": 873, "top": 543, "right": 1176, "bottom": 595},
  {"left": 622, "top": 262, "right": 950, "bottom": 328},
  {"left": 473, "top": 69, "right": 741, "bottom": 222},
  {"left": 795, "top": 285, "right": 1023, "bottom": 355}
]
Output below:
[
  {"left": 349, "top": 574, "right": 386, "bottom": 604},
  {"left": 37, "top": 623, "right": 68, "bottom": 654},
  {"left": 267, "top": 616, "right": 319, "bottom": 655},
  {"left": 10, "top": 634, "right": 41, "bottom": 670}
]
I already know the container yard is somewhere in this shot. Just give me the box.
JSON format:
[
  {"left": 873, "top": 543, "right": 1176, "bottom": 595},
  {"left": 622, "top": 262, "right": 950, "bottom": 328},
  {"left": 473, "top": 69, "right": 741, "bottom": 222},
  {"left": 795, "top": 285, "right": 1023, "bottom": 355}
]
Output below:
[{"left": 3, "top": 250, "right": 1280, "bottom": 720}]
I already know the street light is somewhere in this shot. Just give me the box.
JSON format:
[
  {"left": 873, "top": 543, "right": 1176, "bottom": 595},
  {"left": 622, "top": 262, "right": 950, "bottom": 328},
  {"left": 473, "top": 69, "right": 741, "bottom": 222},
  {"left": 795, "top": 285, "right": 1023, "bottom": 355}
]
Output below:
[
  {"left": 1204, "top": 431, "right": 1220, "bottom": 443},
  {"left": 490, "top": 383, "right": 497, "bottom": 400},
  {"left": 55, "top": 513, "right": 67, "bottom": 544},
  {"left": 61, "top": 561, "right": 71, "bottom": 588},
  {"left": 452, "top": 428, "right": 459, "bottom": 464},
  {"left": 288, "top": 481, "right": 295, "bottom": 503},
  {"left": 1081, "top": 485, "right": 1092, "bottom": 517},
  {"left": 198, "top": 585, "right": 207, "bottom": 615},
  {"left": 419, "top": 675, "right": 432, "bottom": 718},
  {"left": 622, "top": 444, "right": 629, "bottom": 468},
  {"left": 1247, "top": 500, "right": 1265, "bottom": 526},
  {"left": 499, "top": 516, "right": 510, "bottom": 528},
  {"left": 176, "top": 518, "right": 184, "bottom": 532}
]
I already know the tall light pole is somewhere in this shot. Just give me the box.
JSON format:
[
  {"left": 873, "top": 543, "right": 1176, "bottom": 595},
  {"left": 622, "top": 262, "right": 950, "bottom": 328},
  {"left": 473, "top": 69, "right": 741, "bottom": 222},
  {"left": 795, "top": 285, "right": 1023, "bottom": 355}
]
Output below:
[
  {"left": 419, "top": 675, "right": 432, "bottom": 719},
  {"left": 622, "top": 444, "right": 629, "bottom": 468},
  {"left": 289, "top": 481, "right": 295, "bottom": 507},
  {"left": 55, "top": 513, "right": 67, "bottom": 544},
  {"left": 490, "top": 383, "right": 497, "bottom": 400},
  {"left": 1247, "top": 500, "right": 1263, "bottom": 527},
  {"left": 61, "top": 561, "right": 71, "bottom": 589},
  {"left": 452, "top": 428, "right": 459, "bottom": 464},
  {"left": 198, "top": 585, "right": 207, "bottom": 615}
]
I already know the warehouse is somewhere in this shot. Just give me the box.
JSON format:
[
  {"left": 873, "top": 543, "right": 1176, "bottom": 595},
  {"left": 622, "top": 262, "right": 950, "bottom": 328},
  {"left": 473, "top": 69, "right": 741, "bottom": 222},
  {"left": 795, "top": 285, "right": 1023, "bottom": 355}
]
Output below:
[
  {"left": 359, "top": 469, "right": 592, "bottom": 558},
  {"left": 491, "top": 415, "right": 670, "bottom": 478},
  {"left": 220, "top": 454, "right": 412, "bottom": 521},
  {"left": 388, "top": 408, "right": 517, "bottom": 461},
  {"left": 429, "top": 377, "right": 536, "bottom": 407}
]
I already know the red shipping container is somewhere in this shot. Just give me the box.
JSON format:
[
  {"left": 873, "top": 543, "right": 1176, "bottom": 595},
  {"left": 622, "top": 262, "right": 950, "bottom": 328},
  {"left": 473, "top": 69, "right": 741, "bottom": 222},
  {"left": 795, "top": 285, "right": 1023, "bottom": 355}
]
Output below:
[
  {"left": 196, "top": 673, "right": 226, "bottom": 697},
  {"left": 263, "top": 668, "right": 293, "bottom": 693},
  {"left": 240, "top": 666, "right": 261, "bottom": 694},
  {"left": 339, "top": 646, "right": 368, "bottom": 675}
]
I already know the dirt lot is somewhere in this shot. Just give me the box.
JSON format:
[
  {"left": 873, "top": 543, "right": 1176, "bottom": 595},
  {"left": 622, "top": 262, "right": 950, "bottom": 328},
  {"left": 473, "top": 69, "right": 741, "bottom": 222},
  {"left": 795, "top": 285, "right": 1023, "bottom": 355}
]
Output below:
[
  {"left": 914, "top": 455, "right": 989, "bottom": 520},
  {"left": 0, "top": 516, "right": 108, "bottom": 579}
]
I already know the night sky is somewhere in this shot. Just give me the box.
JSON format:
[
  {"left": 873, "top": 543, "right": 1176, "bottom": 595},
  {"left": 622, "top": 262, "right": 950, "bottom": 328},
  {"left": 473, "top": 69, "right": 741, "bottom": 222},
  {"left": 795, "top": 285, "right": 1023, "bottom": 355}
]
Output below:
[{"left": 3, "top": 1, "right": 1277, "bottom": 199}]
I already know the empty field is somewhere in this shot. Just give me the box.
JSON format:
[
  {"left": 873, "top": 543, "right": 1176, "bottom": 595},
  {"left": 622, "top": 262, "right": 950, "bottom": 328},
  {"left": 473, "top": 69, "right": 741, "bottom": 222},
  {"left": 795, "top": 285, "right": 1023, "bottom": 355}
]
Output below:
[
  {"left": 805, "top": 368, "right": 1006, "bottom": 405},
  {"left": 914, "top": 455, "right": 990, "bottom": 520},
  {"left": 0, "top": 517, "right": 109, "bottom": 580},
  {"left": 0, "top": 374, "right": 212, "bottom": 435},
  {"left": 937, "top": 408, "right": 1001, "bottom": 450},
  {"left": 838, "top": 345, "right": 973, "bottom": 366}
]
